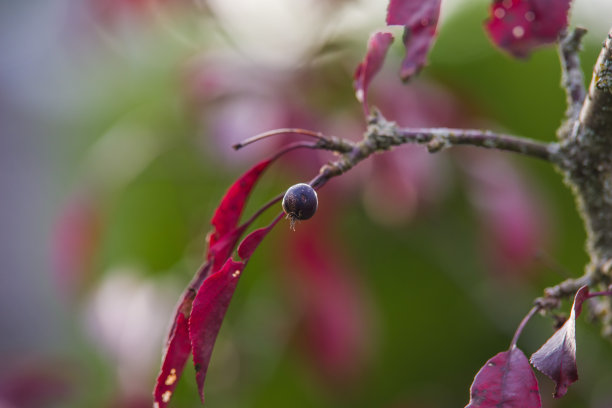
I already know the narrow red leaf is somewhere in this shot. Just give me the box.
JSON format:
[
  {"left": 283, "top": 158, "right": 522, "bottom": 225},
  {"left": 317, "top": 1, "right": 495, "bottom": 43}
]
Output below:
[
  {"left": 153, "top": 312, "right": 192, "bottom": 408},
  {"left": 353, "top": 31, "right": 394, "bottom": 116},
  {"left": 153, "top": 261, "right": 211, "bottom": 407},
  {"left": 398, "top": 23, "right": 437, "bottom": 81},
  {"left": 189, "top": 219, "right": 280, "bottom": 402},
  {"left": 209, "top": 158, "right": 273, "bottom": 249},
  {"left": 155, "top": 158, "right": 278, "bottom": 406},
  {"left": 530, "top": 285, "right": 589, "bottom": 398},
  {"left": 466, "top": 347, "right": 541, "bottom": 408},
  {"left": 386, "top": 0, "right": 441, "bottom": 81},
  {"left": 208, "top": 225, "right": 247, "bottom": 271},
  {"left": 188, "top": 258, "right": 245, "bottom": 404},
  {"left": 485, "top": 0, "right": 572, "bottom": 58}
]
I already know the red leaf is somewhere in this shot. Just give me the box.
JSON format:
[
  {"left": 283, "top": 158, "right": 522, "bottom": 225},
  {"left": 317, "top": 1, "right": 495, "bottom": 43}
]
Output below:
[
  {"left": 354, "top": 31, "right": 394, "bottom": 116},
  {"left": 237, "top": 214, "right": 282, "bottom": 260},
  {"left": 466, "top": 347, "right": 541, "bottom": 408},
  {"left": 208, "top": 225, "right": 247, "bottom": 271},
  {"left": 188, "top": 259, "right": 245, "bottom": 403},
  {"left": 485, "top": 0, "right": 572, "bottom": 58},
  {"left": 153, "top": 261, "right": 212, "bottom": 407},
  {"left": 209, "top": 158, "right": 273, "bottom": 249},
  {"left": 154, "top": 158, "right": 277, "bottom": 406},
  {"left": 530, "top": 285, "right": 589, "bottom": 398},
  {"left": 153, "top": 312, "right": 192, "bottom": 408},
  {"left": 189, "top": 220, "right": 279, "bottom": 402},
  {"left": 386, "top": 0, "right": 441, "bottom": 81}
]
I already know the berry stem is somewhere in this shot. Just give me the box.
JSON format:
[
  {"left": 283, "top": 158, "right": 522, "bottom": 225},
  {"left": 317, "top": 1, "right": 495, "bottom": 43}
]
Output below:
[
  {"left": 509, "top": 306, "right": 540, "bottom": 350},
  {"left": 233, "top": 128, "right": 328, "bottom": 150}
]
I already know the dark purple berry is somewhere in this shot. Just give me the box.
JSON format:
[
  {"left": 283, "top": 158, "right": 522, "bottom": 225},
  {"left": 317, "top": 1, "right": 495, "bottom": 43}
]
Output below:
[{"left": 282, "top": 183, "right": 318, "bottom": 227}]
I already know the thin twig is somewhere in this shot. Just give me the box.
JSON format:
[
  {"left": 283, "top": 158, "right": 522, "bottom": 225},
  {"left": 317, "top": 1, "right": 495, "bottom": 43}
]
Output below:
[
  {"left": 559, "top": 27, "right": 588, "bottom": 121},
  {"left": 394, "top": 128, "right": 556, "bottom": 161},
  {"left": 233, "top": 128, "right": 328, "bottom": 149},
  {"left": 306, "top": 112, "right": 557, "bottom": 192},
  {"left": 510, "top": 306, "right": 540, "bottom": 350}
]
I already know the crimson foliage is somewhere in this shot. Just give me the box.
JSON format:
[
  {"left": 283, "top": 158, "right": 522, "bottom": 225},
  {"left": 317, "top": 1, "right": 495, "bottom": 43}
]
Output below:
[{"left": 153, "top": 159, "right": 279, "bottom": 407}]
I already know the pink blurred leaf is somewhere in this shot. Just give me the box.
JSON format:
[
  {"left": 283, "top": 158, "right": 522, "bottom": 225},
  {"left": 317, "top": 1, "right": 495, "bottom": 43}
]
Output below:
[
  {"left": 0, "top": 359, "right": 76, "bottom": 408},
  {"left": 52, "top": 193, "right": 102, "bottom": 294},
  {"left": 530, "top": 285, "right": 589, "bottom": 398},
  {"left": 353, "top": 31, "right": 394, "bottom": 116},
  {"left": 209, "top": 158, "right": 273, "bottom": 249},
  {"left": 189, "top": 219, "right": 280, "bottom": 402},
  {"left": 153, "top": 312, "right": 192, "bottom": 408},
  {"left": 466, "top": 347, "right": 541, "bottom": 408},
  {"left": 461, "top": 152, "right": 547, "bottom": 278},
  {"left": 386, "top": 0, "right": 441, "bottom": 81},
  {"left": 284, "top": 223, "right": 374, "bottom": 388},
  {"left": 485, "top": 0, "right": 572, "bottom": 58}
]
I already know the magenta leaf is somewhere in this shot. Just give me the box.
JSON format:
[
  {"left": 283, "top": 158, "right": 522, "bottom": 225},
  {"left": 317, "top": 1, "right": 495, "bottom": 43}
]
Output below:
[
  {"left": 386, "top": 0, "right": 441, "bottom": 27},
  {"left": 485, "top": 0, "right": 572, "bottom": 58},
  {"left": 189, "top": 219, "right": 280, "bottom": 402},
  {"left": 153, "top": 262, "right": 210, "bottom": 408},
  {"left": 530, "top": 285, "right": 589, "bottom": 398},
  {"left": 237, "top": 215, "right": 282, "bottom": 260},
  {"left": 209, "top": 158, "right": 273, "bottom": 249},
  {"left": 386, "top": 0, "right": 441, "bottom": 81},
  {"left": 188, "top": 259, "right": 245, "bottom": 404},
  {"left": 466, "top": 347, "right": 541, "bottom": 408},
  {"left": 353, "top": 31, "right": 394, "bottom": 116},
  {"left": 154, "top": 312, "right": 193, "bottom": 408},
  {"left": 208, "top": 225, "right": 248, "bottom": 271}
]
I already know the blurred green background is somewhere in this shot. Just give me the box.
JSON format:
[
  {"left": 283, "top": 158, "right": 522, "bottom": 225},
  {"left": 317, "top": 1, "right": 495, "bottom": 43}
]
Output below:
[{"left": 2, "top": 0, "right": 612, "bottom": 407}]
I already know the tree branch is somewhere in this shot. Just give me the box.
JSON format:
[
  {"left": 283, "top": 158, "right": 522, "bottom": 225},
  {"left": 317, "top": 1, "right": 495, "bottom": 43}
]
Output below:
[
  {"left": 394, "top": 127, "right": 555, "bottom": 160},
  {"left": 548, "top": 27, "right": 612, "bottom": 338},
  {"left": 578, "top": 28, "right": 612, "bottom": 139},
  {"left": 309, "top": 112, "right": 557, "bottom": 189}
]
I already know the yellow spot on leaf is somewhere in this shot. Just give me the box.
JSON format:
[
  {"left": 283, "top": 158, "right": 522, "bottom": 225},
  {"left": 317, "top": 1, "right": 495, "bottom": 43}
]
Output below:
[
  {"left": 162, "top": 391, "right": 172, "bottom": 403},
  {"left": 165, "top": 368, "right": 177, "bottom": 385}
]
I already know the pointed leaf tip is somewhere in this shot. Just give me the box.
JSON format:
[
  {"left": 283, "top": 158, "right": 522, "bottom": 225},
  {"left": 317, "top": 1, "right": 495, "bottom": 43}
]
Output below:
[
  {"left": 189, "top": 258, "right": 246, "bottom": 403},
  {"left": 530, "top": 285, "right": 589, "bottom": 398},
  {"left": 209, "top": 158, "right": 273, "bottom": 249},
  {"left": 153, "top": 312, "right": 192, "bottom": 408},
  {"left": 354, "top": 31, "right": 394, "bottom": 116},
  {"left": 466, "top": 348, "right": 541, "bottom": 408}
]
